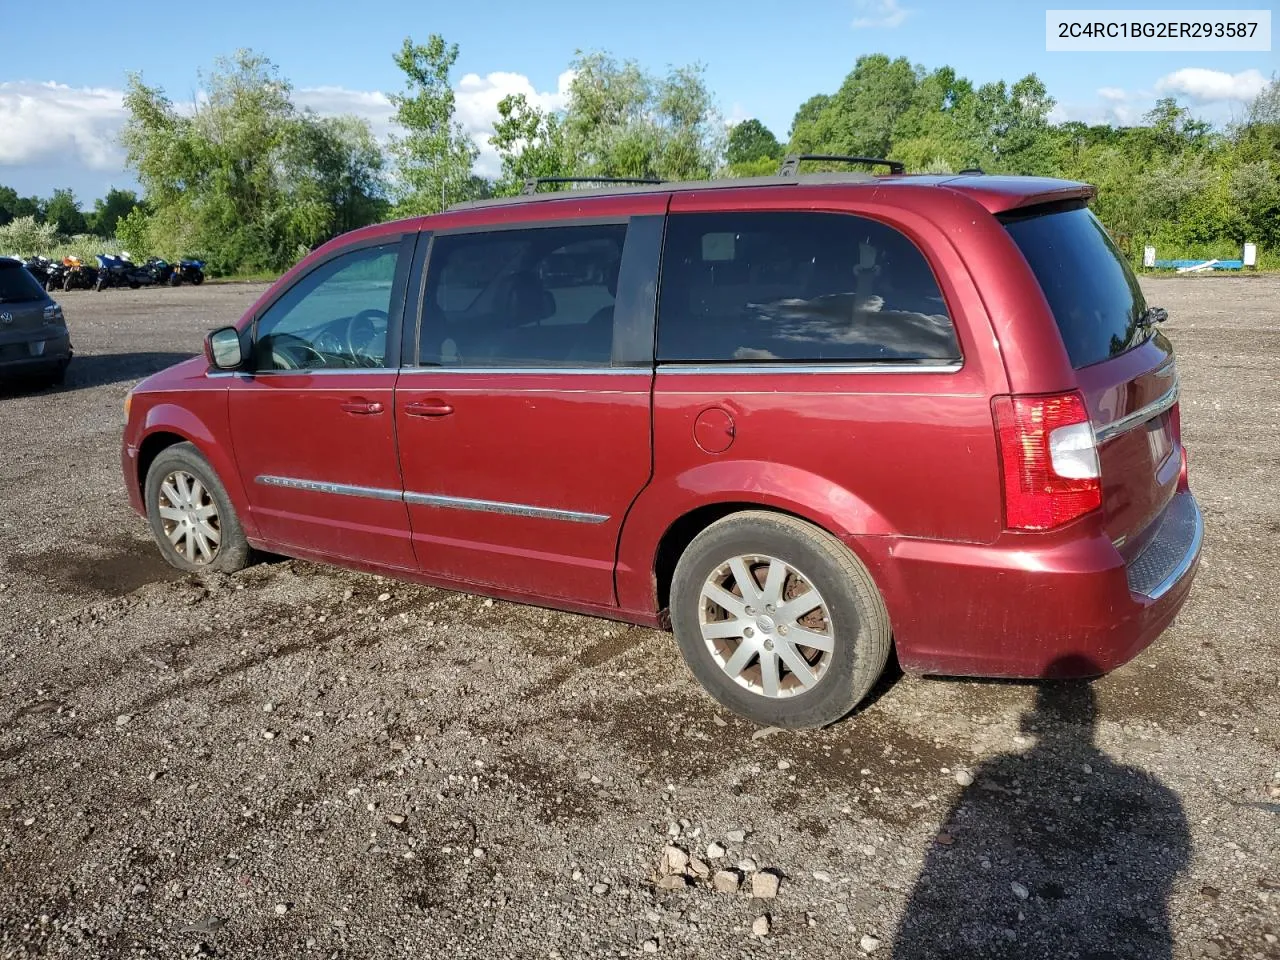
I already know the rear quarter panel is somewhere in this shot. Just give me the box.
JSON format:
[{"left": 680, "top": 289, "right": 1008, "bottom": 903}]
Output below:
[{"left": 615, "top": 186, "right": 1013, "bottom": 615}]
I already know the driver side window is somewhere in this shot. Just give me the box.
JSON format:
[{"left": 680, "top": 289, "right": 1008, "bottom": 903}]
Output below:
[{"left": 253, "top": 244, "right": 399, "bottom": 372}]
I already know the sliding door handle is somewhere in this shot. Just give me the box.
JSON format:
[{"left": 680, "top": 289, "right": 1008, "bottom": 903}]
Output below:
[
  {"left": 404, "top": 399, "right": 455, "bottom": 418},
  {"left": 340, "top": 398, "right": 384, "bottom": 415}
]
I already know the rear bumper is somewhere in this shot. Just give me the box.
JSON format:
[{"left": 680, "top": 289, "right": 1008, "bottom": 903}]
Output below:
[
  {"left": 0, "top": 333, "right": 72, "bottom": 373},
  {"left": 856, "top": 490, "right": 1202, "bottom": 679}
]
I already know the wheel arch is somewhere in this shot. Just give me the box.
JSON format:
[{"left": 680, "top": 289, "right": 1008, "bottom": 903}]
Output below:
[
  {"left": 133, "top": 401, "right": 257, "bottom": 539},
  {"left": 619, "top": 463, "right": 893, "bottom": 618}
]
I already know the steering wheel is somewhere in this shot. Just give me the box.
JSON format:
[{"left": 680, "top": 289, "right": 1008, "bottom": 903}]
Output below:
[
  {"left": 269, "top": 334, "right": 328, "bottom": 371},
  {"left": 345, "top": 309, "right": 388, "bottom": 363}
]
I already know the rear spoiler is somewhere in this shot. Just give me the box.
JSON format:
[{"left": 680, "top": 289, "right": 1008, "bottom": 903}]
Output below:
[{"left": 942, "top": 176, "right": 1096, "bottom": 216}]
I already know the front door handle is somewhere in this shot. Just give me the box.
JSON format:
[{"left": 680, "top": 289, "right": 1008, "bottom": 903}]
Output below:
[
  {"left": 340, "top": 398, "right": 384, "bottom": 415},
  {"left": 404, "top": 399, "right": 455, "bottom": 418}
]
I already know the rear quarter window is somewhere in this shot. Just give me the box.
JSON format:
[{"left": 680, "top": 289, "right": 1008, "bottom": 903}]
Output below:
[
  {"left": 656, "top": 212, "right": 960, "bottom": 364},
  {"left": 1002, "top": 205, "right": 1150, "bottom": 369}
]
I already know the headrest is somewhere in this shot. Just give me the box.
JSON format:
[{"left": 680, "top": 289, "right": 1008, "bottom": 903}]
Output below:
[{"left": 494, "top": 270, "right": 555, "bottom": 326}]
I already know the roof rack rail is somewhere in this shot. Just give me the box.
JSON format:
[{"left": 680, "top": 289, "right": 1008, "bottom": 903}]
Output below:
[
  {"left": 521, "top": 176, "right": 664, "bottom": 196},
  {"left": 778, "top": 153, "right": 905, "bottom": 177},
  {"left": 958, "top": 167, "right": 986, "bottom": 175}
]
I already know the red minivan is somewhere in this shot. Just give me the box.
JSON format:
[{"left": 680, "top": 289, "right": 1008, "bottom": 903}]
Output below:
[{"left": 121, "top": 163, "right": 1202, "bottom": 728}]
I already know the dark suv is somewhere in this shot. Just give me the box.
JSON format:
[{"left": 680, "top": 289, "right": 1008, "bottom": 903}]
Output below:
[
  {"left": 121, "top": 161, "right": 1202, "bottom": 728},
  {"left": 0, "top": 257, "right": 73, "bottom": 385}
]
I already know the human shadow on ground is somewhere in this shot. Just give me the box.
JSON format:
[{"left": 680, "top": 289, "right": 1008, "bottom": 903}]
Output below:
[{"left": 892, "top": 655, "right": 1191, "bottom": 960}]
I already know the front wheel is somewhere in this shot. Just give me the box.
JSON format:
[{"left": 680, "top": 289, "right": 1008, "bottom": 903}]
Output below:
[
  {"left": 669, "top": 511, "right": 891, "bottom": 729},
  {"left": 144, "top": 443, "right": 251, "bottom": 574}
]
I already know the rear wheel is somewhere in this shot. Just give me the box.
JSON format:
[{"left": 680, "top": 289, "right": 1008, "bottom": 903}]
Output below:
[
  {"left": 144, "top": 443, "right": 251, "bottom": 574},
  {"left": 669, "top": 511, "right": 891, "bottom": 729}
]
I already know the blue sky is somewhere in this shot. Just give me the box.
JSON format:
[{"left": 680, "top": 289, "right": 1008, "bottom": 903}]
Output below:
[{"left": 1, "top": 0, "right": 1274, "bottom": 202}]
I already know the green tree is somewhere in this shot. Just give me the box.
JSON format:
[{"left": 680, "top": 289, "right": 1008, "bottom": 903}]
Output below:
[
  {"left": 0, "top": 186, "right": 42, "bottom": 226},
  {"left": 86, "top": 188, "right": 143, "bottom": 238},
  {"left": 726, "top": 119, "right": 782, "bottom": 167},
  {"left": 790, "top": 54, "right": 918, "bottom": 160},
  {"left": 43, "top": 188, "right": 88, "bottom": 236},
  {"left": 491, "top": 94, "right": 565, "bottom": 195},
  {"left": 388, "top": 34, "right": 479, "bottom": 215},
  {"left": 121, "top": 50, "right": 389, "bottom": 273}
]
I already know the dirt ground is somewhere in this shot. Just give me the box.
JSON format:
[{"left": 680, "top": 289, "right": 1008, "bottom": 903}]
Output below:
[{"left": 0, "top": 278, "right": 1277, "bottom": 960}]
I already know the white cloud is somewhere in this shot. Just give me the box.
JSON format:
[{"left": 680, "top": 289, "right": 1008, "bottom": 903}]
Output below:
[
  {"left": 851, "top": 0, "right": 911, "bottom": 29},
  {"left": 724, "top": 102, "right": 753, "bottom": 128},
  {"left": 1155, "top": 68, "right": 1268, "bottom": 104},
  {"left": 453, "top": 70, "right": 574, "bottom": 176},
  {"left": 295, "top": 86, "right": 396, "bottom": 140},
  {"left": 1097, "top": 87, "right": 1128, "bottom": 103},
  {"left": 0, "top": 81, "right": 128, "bottom": 171},
  {"left": 0, "top": 71, "right": 575, "bottom": 186}
]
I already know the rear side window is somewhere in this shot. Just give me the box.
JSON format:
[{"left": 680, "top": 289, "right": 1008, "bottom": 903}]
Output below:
[
  {"left": 0, "top": 262, "right": 46, "bottom": 303},
  {"left": 421, "top": 223, "right": 627, "bottom": 368},
  {"left": 1002, "top": 205, "right": 1150, "bottom": 369},
  {"left": 656, "top": 212, "right": 959, "bottom": 364}
]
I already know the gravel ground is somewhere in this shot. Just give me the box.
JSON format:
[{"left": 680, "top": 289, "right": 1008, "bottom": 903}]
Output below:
[{"left": 0, "top": 279, "right": 1277, "bottom": 960}]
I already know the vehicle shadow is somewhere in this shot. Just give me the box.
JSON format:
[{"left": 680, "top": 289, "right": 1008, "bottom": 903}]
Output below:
[
  {"left": 891, "top": 654, "right": 1190, "bottom": 960},
  {"left": 0, "top": 352, "right": 192, "bottom": 397}
]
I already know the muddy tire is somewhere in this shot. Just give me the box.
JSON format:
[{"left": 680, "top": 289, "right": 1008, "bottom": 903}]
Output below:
[
  {"left": 144, "top": 442, "right": 251, "bottom": 574},
  {"left": 670, "top": 511, "right": 892, "bottom": 729}
]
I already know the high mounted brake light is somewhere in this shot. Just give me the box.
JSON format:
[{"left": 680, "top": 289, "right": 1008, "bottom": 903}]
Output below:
[{"left": 993, "top": 391, "right": 1101, "bottom": 531}]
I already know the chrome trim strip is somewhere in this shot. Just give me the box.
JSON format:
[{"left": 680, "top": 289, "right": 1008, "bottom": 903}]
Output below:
[
  {"left": 396, "top": 366, "right": 640, "bottom": 376},
  {"left": 254, "top": 475, "right": 609, "bottom": 524},
  {"left": 256, "top": 475, "right": 403, "bottom": 501},
  {"left": 1144, "top": 497, "right": 1203, "bottom": 601},
  {"left": 656, "top": 362, "right": 963, "bottom": 375},
  {"left": 403, "top": 491, "right": 609, "bottom": 524},
  {"left": 1095, "top": 380, "right": 1179, "bottom": 444}
]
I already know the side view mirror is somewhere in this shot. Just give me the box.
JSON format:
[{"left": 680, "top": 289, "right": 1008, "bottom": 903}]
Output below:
[{"left": 206, "top": 327, "right": 244, "bottom": 370}]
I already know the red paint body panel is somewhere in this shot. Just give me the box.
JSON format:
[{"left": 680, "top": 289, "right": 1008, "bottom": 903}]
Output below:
[
  {"left": 226, "top": 371, "right": 415, "bottom": 569},
  {"left": 394, "top": 371, "right": 653, "bottom": 603},
  {"left": 121, "top": 174, "right": 1201, "bottom": 687}
]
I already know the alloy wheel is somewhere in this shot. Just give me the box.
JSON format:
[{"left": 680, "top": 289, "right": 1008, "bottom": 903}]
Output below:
[
  {"left": 157, "top": 470, "right": 221, "bottom": 565},
  {"left": 698, "top": 554, "right": 835, "bottom": 699}
]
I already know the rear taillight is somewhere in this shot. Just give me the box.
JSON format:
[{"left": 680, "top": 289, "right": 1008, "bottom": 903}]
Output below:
[{"left": 993, "top": 391, "right": 1101, "bottom": 531}]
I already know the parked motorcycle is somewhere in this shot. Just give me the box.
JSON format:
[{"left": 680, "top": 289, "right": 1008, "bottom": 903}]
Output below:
[
  {"left": 42, "top": 260, "right": 68, "bottom": 291},
  {"left": 94, "top": 253, "right": 156, "bottom": 291},
  {"left": 176, "top": 259, "right": 205, "bottom": 285},
  {"left": 22, "top": 256, "right": 56, "bottom": 290},
  {"left": 60, "top": 256, "right": 97, "bottom": 291},
  {"left": 143, "top": 257, "right": 180, "bottom": 286}
]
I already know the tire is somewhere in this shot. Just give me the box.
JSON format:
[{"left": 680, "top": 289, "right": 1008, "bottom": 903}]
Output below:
[
  {"left": 191, "top": 270, "right": 204, "bottom": 285},
  {"left": 144, "top": 442, "right": 252, "bottom": 575},
  {"left": 669, "top": 511, "right": 891, "bottom": 729},
  {"left": 47, "top": 361, "right": 68, "bottom": 387},
  {"left": 95, "top": 279, "right": 105, "bottom": 292},
  {"left": 129, "top": 281, "right": 140, "bottom": 290}
]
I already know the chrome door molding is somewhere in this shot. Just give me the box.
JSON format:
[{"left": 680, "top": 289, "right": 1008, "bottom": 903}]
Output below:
[
  {"left": 256, "top": 475, "right": 404, "bottom": 501},
  {"left": 402, "top": 491, "right": 608, "bottom": 524},
  {"left": 254, "top": 475, "right": 608, "bottom": 524}
]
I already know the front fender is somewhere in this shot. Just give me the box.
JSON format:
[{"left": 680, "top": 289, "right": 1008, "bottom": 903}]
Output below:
[
  {"left": 614, "top": 460, "right": 892, "bottom": 614},
  {"left": 131, "top": 398, "right": 258, "bottom": 539}
]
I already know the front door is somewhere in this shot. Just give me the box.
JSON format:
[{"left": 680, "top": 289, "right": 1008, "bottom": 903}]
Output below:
[
  {"left": 395, "top": 214, "right": 665, "bottom": 604},
  {"left": 227, "top": 236, "right": 417, "bottom": 569}
]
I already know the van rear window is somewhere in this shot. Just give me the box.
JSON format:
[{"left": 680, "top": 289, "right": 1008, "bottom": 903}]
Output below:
[{"left": 1002, "top": 205, "right": 1150, "bottom": 369}]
